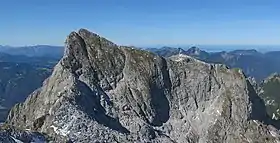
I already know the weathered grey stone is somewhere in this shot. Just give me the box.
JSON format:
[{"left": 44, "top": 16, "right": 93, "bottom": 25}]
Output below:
[
  {"left": 5, "top": 29, "right": 280, "bottom": 142},
  {"left": 0, "top": 123, "right": 51, "bottom": 143}
]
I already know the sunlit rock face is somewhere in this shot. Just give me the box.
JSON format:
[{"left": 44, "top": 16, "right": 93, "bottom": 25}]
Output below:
[{"left": 6, "top": 29, "right": 280, "bottom": 143}]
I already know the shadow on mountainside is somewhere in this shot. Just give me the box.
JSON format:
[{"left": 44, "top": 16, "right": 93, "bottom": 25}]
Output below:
[
  {"left": 74, "top": 79, "right": 130, "bottom": 134},
  {"left": 150, "top": 58, "right": 171, "bottom": 126}
]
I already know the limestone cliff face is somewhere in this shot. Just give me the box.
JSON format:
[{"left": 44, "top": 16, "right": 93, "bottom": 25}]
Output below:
[{"left": 6, "top": 29, "right": 280, "bottom": 142}]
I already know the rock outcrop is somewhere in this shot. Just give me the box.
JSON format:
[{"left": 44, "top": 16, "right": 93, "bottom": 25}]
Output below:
[{"left": 5, "top": 29, "right": 280, "bottom": 142}]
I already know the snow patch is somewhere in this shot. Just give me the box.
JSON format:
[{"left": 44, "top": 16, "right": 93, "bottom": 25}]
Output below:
[
  {"left": 253, "top": 120, "right": 258, "bottom": 124},
  {"left": 272, "top": 113, "right": 277, "bottom": 120},
  {"left": 51, "top": 125, "right": 70, "bottom": 136},
  {"left": 51, "top": 125, "right": 58, "bottom": 133},
  {"left": 51, "top": 114, "right": 78, "bottom": 137},
  {"left": 194, "top": 115, "right": 200, "bottom": 121},
  {"left": 174, "top": 58, "right": 184, "bottom": 62},
  {"left": 11, "top": 136, "right": 23, "bottom": 143},
  {"left": 269, "top": 130, "right": 278, "bottom": 138},
  {"left": 216, "top": 110, "right": 221, "bottom": 115},
  {"left": 174, "top": 54, "right": 188, "bottom": 62},
  {"left": 266, "top": 100, "right": 275, "bottom": 105}
]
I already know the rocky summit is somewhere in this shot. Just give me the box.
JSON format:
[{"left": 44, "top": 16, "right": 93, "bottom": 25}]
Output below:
[{"left": 4, "top": 29, "right": 280, "bottom": 142}]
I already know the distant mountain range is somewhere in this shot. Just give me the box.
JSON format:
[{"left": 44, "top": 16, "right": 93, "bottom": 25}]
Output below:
[
  {"left": 0, "top": 45, "right": 63, "bottom": 58},
  {"left": 0, "top": 43, "right": 280, "bottom": 128},
  {"left": 0, "top": 51, "right": 59, "bottom": 121},
  {"left": 146, "top": 46, "right": 280, "bottom": 81},
  {"left": 142, "top": 45, "right": 280, "bottom": 53}
]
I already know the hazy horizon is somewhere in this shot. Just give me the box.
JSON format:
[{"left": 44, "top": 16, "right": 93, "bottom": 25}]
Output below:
[
  {"left": 1, "top": 44, "right": 280, "bottom": 53},
  {"left": 1, "top": 0, "right": 280, "bottom": 46}
]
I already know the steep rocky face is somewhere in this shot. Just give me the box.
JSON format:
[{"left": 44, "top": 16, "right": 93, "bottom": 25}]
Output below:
[
  {"left": 247, "top": 76, "right": 258, "bottom": 91},
  {"left": 6, "top": 29, "right": 280, "bottom": 142}
]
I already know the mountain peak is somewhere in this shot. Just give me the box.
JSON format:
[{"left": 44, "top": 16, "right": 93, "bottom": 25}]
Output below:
[
  {"left": 185, "top": 46, "right": 209, "bottom": 59},
  {"left": 64, "top": 29, "right": 118, "bottom": 60},
  {"left": 6, "top": 29, "right": 280, "bottom": 142},
  {"left": 229, "top": 49, "right": 260, "bottom": 56},
  {"left": 186, "top": 46, "right": 207, "bottom": 57},
  {"left": 77, "top": 28, "right": 101, "bottom": 39},
  {"left": 187, "top": 46, "right": 201, "bottom": 53}
]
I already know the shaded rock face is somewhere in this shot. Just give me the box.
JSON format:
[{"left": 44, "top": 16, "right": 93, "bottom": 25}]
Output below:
[
  {"left": 6, "top": 29, "right": 280, "bottom": 142},
  {"left": 258, "top": 73, "right": 280, "bottom": 120}
]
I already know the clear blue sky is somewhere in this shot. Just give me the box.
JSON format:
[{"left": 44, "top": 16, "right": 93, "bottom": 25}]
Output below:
[{"left": 1, "top": 0, "right": 280, "bottom": 47}]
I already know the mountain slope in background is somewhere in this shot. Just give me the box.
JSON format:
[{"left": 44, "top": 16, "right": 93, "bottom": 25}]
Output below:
[
  {"left": 0, "top": 62, "right": 51, "bottom": 121},
  {"left": 0, "top": 53, "right": 59, "bottom": 122},
  {"left": 6, "top": 29, "right": 280, "bottom": 142},
  {"left": 258, "top": 73, "right": 280, "bottom": 120},
  {"left": 0, "top": 45, "right": 63, "bottom": 58},
  {"left": 147, "top": 47, "right": 280, "bottom": 81}
]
